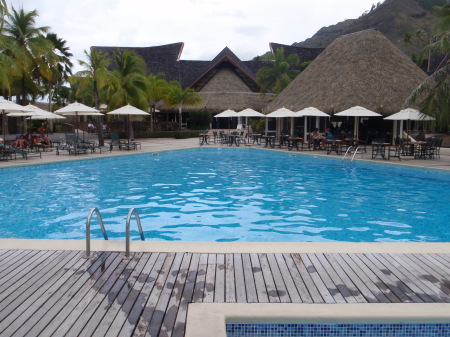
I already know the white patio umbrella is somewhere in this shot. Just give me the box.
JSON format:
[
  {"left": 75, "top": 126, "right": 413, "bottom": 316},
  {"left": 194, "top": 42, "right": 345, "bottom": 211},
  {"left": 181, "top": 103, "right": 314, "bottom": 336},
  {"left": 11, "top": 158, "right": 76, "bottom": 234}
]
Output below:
[
  {"left": 0, "top": 99, "right": 33, "bottom": 144},
  {"left": 334, "top": 106, "right": 382, "bottom": 140},
  {"left": 296, "top": 107, "right": 330, "bottom": 140},
  {"left": 215, "top": 109, "right": 238, "bottom": 132},
  {"left": 107, "top": 104, "right": 150, "bottom": 142},
  {"left": 8, "top": 104, "right": 66, "bottom": 136},
  {"left": 266, "top": 107, "right": 297, "bottom": 135},
  {"left": 55, "top": 102, "right": 102, "bottom": 139},
  {"left": 237, "top": 108, "right": 265, "bottom": 139},
  {"left": 384, "top": 108, "right": 435, "bottom": 142}
]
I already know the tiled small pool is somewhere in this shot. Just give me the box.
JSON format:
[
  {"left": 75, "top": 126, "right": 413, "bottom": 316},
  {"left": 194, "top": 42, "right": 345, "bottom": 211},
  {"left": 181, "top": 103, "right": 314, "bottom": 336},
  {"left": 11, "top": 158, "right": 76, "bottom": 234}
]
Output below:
[{"left": 226, "top": 323, "right": 450, "bottom": 337}]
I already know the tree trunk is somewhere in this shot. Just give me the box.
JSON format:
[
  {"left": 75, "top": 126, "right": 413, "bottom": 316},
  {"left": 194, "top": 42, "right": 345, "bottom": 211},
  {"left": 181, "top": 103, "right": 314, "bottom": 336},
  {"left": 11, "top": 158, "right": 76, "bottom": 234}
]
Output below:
[
  {"left": 93, "top": 80, "right": 105, "bottom": 146},
  {"left": 178, "top": 104, "right": 183, "bottom": 131}
]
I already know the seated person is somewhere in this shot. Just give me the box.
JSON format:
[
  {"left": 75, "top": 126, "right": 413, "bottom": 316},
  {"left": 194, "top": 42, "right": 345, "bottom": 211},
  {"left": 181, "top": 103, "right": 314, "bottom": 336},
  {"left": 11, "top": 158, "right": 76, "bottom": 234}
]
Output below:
[
  {"left": 88, "top": 122, "right": 96, "bottom": 133},
  {"left": 310, "top": 128, "right": 325, "bottom": 149},
  {"left": 12, "top": 135, "right": 29, "bottom": 149},
  {"left": 31, "top": 135, "right": 51, "bottom": 148}
]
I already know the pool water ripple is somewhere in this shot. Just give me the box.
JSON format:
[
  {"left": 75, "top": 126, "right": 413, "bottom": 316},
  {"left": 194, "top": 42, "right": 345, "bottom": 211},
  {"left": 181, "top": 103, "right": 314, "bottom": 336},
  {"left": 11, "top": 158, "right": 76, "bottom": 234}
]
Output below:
[{"left": 1, "top": 148, "right": 449, "bottom": 242}]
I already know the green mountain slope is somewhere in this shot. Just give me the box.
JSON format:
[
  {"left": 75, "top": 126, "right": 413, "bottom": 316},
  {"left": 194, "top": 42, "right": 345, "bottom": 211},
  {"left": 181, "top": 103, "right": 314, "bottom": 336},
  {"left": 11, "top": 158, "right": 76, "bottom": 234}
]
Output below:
[{"left": 295, "top": 0, "right": 447, "bottom": 58}]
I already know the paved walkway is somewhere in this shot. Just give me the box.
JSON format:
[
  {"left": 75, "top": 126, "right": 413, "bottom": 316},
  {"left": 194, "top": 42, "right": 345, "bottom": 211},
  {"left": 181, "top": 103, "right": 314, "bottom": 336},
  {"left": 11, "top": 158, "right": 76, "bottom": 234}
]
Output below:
[{"left": 1, "top": 133, "right": 450, "bottom": 171}]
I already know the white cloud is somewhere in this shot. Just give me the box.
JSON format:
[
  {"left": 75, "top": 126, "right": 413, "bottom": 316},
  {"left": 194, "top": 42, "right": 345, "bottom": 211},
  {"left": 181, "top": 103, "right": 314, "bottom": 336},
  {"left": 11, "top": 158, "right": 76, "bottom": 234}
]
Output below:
[{"left": 7, "top": 0, "right": 377, "bottom": 70}]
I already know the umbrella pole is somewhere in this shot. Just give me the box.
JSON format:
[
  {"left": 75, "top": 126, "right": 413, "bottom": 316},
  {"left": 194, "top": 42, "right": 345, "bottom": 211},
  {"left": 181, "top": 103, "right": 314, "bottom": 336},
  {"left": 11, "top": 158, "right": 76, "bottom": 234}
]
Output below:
[{"left": 2, "top": 111, "right": 6, "bottom": 144}]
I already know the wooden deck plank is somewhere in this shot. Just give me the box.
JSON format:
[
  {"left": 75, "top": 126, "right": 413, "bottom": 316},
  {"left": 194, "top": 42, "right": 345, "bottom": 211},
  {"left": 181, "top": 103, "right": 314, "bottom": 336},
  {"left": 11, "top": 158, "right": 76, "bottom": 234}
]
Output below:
[
  {"left": 266, "top": 253, "right": 292, "bottom": 303},
  {"left": 50, "top": 252, "right": 126, "bottom": 337},
  {"left": 388, "top": 254, "right": 450, "bottom": 302},
  {"left": 158, "top": 253, "right": 193, "bottom": 337},
  {"left": 192, "top": 254, "right": 208, "bottom": 303},
  {"left": 113, "top": 253, "right": 166, "bottom": 337},
  {"left": 369, "top": 253, "right": 436, "bottom": 303},
  {"left": 274, "top": 253, "right": 302, "bottom": 302},
  {"left": 133, "top": 252, "right": 179, "bottom": 337},
  {"left": 337, "top": 253, "right": 391, "bottom": 303},
  {"left": 172, "top": 253, "right": 200, "bottom": 337},
  {"left": 0, "top": 250, "right": 58, "bottom": 296},
  {"left": 318, "top": 253, "right": 366, "bottom": 303},
  {"left": 299, "top": 253, "right": 335, "bottom": 303},
  {"left": 233, "top": 253, "right": 247, "bottom": 302},
  {"left": 310, "top": 253, "right": 357, "bottom": 303},
  {"left": 291, "top": 253, "right": 324, "bottom": 303},
  {"left": 203, "top": 254, "right": 216, "bottom": 303},
  {"left": 0, "top": 250, "right": 33, "bottom": 275},
  {"left": 0, "top": 251, "right": 84, "bottom": 336},
  {"left": 0, "top": 250, "right": 69, "bottom": 309},
  {"left": 397, "top": 254, "right": 450, "bottom": 300},
  {"left": 224, "top": 254, "right": 236, "bottom": 303},
  {"left": 355, "top": 254, "right": 419, "bottom": 303},
  {"left": 92, "top": 253, "right": 153, "bottom": 337},
  {"left": 242, "top": 253, "right": 258, "bottom": 303},
  {"left": 77, "top": 253, "right": 144, "bottom": 337},
  {"left": 21, "top": 252, "right": 113, "bottom": 337},
  {"left": 259, "top": 254, "right": 281, "bottom": 303},
  {"left": 249, "top": 253, "right": 269, "bottom": 303},
  {"left": 282, "top": 254, "right": 312, "bottom": 303},
  {"left": 214, "top": 254, "right": 225, "bottom": 303},
  {"left": 0, "top": 250, "right": 449, "bottom": 337}
]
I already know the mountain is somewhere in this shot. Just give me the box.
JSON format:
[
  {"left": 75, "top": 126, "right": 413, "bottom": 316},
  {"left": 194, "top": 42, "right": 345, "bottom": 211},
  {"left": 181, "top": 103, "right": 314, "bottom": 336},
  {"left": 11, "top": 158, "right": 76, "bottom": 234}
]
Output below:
[{"left": 295, "top": 0, "right": 447, "bottom": 59}]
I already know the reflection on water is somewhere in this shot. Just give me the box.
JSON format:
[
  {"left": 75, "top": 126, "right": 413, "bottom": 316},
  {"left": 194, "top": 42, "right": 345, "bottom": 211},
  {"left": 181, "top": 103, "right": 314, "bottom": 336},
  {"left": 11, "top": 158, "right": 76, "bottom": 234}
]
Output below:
[{"left": 1, "top": 149, "right": 449, "bottom": 242}]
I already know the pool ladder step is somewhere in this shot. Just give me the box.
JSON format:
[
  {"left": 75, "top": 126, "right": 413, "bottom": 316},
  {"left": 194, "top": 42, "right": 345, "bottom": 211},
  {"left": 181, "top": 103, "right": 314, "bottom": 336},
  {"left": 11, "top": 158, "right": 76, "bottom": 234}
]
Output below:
[{"left": 85, "top": 207, "right": 145, "bottom": 259}]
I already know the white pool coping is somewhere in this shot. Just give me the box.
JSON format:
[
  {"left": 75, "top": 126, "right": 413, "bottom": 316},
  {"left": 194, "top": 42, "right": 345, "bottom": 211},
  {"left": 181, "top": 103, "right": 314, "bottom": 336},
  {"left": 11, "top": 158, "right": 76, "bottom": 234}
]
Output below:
[
  {"left": 1, "top": 239, "right": 450, "bottom": 253},
  {"left": 185, "top": 303, "right": 450, "bottom": 337}
]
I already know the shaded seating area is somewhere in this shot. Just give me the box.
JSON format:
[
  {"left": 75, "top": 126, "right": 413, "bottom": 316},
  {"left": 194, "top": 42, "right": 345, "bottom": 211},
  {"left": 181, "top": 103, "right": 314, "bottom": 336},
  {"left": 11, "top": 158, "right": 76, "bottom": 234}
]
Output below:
[{"left": 108, "top": 133, "right": 139, "bottom": 151}]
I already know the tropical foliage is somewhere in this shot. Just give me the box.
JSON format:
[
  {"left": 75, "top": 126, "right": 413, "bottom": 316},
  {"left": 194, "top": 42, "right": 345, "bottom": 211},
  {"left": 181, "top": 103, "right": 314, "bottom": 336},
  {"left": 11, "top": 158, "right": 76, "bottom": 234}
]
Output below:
[
  {"left": 166, "top": 80, "right": 202, "bottom": 130},
  {"left": 256, "top": 47, "right": 300, "bottom": 94},
  {"left": 406, "top": 3, "right": 450, "bottom": 129}
]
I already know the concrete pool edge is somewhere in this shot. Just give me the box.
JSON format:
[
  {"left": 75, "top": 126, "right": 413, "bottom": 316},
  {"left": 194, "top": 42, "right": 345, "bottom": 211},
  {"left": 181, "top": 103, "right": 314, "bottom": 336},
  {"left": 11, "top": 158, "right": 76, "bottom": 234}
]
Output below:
[
  {"left": 185, "top": 303, "right": 450, "bottom": 337},
  {"left": 1, "top": 239, "right": 449, "bottom": 253}
]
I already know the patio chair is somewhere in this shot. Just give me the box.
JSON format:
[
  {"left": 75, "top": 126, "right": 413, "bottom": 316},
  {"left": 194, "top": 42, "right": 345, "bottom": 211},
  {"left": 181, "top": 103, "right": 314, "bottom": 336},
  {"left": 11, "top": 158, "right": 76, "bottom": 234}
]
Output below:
[
  {"left": 387, "top": 137, "right": 403, "bottom": 161},
  {"left": 108, "top": 133, "right": 136, "bottom": 151}
]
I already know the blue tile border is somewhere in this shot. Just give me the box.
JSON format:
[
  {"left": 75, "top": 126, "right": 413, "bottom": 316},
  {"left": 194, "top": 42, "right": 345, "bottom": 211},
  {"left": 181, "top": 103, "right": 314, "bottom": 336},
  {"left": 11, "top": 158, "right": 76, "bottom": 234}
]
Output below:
[{"left": 226, "top": 323, "right": 450, "bottom": 337}]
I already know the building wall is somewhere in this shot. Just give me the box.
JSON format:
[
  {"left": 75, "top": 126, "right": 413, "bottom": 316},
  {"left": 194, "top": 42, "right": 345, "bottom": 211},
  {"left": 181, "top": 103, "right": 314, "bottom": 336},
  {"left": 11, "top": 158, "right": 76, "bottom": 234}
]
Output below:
[{"left": 201, "top": 67, "right": 253, "bottom": 93}]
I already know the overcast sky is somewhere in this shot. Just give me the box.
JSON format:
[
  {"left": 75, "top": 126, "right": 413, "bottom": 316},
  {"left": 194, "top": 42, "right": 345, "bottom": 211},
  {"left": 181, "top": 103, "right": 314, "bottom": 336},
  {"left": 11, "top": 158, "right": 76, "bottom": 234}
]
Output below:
[{"left": 9, "top": 0, "right": 378, "bottom": 72}]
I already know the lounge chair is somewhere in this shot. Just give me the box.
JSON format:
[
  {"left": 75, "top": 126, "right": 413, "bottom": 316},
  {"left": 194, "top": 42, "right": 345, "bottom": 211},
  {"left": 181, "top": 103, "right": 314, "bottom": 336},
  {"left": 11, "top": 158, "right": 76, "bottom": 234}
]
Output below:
[{"left": 108, "top": 133, "right": 137, "bottom": 151}]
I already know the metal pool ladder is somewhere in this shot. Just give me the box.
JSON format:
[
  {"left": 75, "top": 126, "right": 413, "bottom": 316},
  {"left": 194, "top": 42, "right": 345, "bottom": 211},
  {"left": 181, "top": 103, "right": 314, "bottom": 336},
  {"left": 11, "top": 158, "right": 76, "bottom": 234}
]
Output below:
[
  {"left": 342, "top": 146, "right": 361, "bottom": 164},
  {"left": 125, "top": 208, "right": 145, "bottom": 259},
  {"left": 84, "top": 207, "right": 145, "bottom": 259},
  {"left": 85, "top": 207, "right": 108, "bottom": 259}
]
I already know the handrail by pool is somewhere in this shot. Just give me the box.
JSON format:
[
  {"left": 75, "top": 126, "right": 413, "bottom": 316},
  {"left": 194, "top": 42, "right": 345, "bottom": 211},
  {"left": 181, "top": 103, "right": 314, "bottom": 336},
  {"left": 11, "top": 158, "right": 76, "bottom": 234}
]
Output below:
[
  {"left": 125, "top": 207, "right": 145, "bottom": 259},
  {"left": 85, "top": 207, "right": 108, "bottom": 259}
]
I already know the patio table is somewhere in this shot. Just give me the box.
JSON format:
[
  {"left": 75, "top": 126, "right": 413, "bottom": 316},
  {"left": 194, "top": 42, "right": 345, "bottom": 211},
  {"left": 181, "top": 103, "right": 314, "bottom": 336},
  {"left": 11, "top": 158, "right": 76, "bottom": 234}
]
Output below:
[{"left": 371, "top": 142, "right": 390, "bottom": 160}]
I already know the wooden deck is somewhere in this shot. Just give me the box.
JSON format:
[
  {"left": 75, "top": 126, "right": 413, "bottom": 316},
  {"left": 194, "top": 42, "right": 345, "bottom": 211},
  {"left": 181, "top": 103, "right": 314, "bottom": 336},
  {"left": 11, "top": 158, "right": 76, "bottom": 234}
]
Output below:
[{"left": 0, "top": 250, "right": 449, "bottom": 336}]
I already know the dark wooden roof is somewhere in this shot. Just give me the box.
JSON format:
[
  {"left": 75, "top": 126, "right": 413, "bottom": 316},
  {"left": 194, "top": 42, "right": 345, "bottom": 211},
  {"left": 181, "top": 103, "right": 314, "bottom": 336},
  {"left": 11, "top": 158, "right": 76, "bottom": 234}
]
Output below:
[
  {"left": 189, "top": 47, "right": 262, "bottom": 92},
  {"left": 93, "top": 42, "right": 324, "bottom": 91}
]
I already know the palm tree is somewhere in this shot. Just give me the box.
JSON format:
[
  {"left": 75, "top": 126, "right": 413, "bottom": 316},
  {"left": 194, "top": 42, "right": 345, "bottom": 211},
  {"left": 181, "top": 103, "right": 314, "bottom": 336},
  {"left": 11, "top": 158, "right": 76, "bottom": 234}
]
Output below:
[
  {"left": 256, "top": 47, "right": 300, "bottom": 94},
  {"left": 3, "top": 7, "right": 52, "bottom": 105},
  {"left": 405, "top": 3, "right": 450, "bottom": 129},
  {"left": 107, "top": 50, "right": 148, "bottom": 139},
  {"left": 76, "top": 48, "right": 110, "bottom": 145},
  {"left": 146, "top": 74, "right": 169, "bottom": 131},
  {"left": 166, "top": 80, "right": 202, "bottom": 131},
  {"left": 43, "top": 33, "right": 73, "bottom": 111}
]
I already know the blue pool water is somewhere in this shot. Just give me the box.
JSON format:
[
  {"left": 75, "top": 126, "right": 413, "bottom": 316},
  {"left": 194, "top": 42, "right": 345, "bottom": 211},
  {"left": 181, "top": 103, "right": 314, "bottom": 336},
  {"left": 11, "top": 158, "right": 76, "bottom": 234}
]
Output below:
[{"left": 1, "top": 148, "right": 449, "bottom": 242}]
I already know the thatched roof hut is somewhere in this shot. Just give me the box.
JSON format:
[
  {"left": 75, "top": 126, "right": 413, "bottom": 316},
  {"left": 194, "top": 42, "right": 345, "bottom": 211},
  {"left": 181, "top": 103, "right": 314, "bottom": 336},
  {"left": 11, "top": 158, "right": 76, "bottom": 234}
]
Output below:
[{"left": 266, "top": 29, "right": 428, "bottom": 116}]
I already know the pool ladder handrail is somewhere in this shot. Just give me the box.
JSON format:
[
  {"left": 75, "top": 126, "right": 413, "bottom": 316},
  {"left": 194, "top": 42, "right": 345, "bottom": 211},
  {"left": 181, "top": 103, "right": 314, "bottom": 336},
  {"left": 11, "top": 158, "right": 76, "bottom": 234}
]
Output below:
[
  {"left": 125, "top": 207, "right": 145, "bottom": 259},
  {"left": 85, "top": 207, "right": 108, "bottom": 259},
  {"left": 342, "top": 146, "right": 361, "bottom": 164}
]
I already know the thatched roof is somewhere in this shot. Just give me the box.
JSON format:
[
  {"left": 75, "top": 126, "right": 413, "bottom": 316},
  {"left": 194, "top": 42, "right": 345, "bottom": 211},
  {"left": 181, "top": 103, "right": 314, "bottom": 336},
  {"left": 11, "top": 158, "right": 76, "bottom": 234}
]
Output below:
[
  {"left": 156, "top": 92, "right": 275, "bottom": 113},
  {"left": 266, "top": 29, "right": 428, "bottom": 116}
]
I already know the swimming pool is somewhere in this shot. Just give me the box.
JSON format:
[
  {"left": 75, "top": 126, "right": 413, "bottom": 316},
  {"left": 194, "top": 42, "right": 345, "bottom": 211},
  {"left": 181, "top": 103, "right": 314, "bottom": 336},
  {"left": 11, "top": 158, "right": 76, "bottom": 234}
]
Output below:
[{"left": 1, "top": 148, "right": 449, "bottom": 242}]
